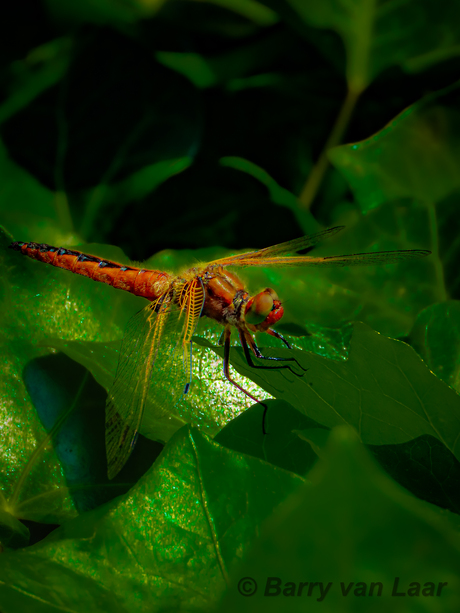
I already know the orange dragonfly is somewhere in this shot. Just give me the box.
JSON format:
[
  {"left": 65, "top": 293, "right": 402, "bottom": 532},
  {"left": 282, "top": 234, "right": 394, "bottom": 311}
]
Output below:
[{"left": 10, "top": 226, "right": 430, "bottom": 478}]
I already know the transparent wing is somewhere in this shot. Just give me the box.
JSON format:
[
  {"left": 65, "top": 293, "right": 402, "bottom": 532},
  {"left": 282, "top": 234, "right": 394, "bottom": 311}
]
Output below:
[
  {"left": 207, "top": 225, "right": 430, "bottom": 268},
  {"left": 217, "top": 249, "right": 431, "bottom": 268},
  {"left": 105, "top": 279, "right": 204, "bottom": 479},
  {"left": 209, "top": 226, "right": 346, "bottom": 266}
]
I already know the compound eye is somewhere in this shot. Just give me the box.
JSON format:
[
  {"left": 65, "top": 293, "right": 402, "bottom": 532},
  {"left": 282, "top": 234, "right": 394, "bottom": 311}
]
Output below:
[
  {"left": 245, "top": 289, "right": 276, "bottom": 325},
  {"left": 264, "top": 288, "right": 279, "bottom": 301}
]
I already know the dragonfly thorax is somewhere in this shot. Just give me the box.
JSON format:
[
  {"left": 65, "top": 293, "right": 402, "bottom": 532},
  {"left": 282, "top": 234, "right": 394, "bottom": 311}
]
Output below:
[
  {"left": 199, "top": 265, "right": 284, "bottom": 333},
  {"left": 200, "top": 266, "right": 248, "bottom": 326}
]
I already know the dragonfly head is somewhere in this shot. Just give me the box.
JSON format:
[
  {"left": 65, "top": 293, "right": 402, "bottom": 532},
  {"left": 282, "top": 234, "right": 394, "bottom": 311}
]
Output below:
[{"left": 244, "top": 288, "right": 284, "bottom": 331}]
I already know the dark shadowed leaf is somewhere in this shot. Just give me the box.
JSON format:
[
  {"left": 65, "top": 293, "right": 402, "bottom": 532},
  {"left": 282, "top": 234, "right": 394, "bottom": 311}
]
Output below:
[
  {"left": 410, "top": 301, "right": 460, "bottom": 394},
  {"left": 218, "top": 426, "right": 460, "bottom": 612},
  {"left": 216, "top": 322, "right": 460, "bottom": 462},
  {"left": 329, "top": 81, "right": 460, "bottom": 210},
  {"left": 287, "top": 0, "right": 460, "bottom": 90}
]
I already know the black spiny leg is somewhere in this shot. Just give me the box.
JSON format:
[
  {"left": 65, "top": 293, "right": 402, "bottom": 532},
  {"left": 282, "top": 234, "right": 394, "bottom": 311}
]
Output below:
[
  {"left": 238, "top": 330, "right": 308, "bottom": 435},
  {"left": 223, "top": 326, "right": 262, "bottom": 406},
  {"left": 267, "top": 327, "right": 292, "bottom": 349},
  {"left": 239, "top": 330, "right": 307, "bottom": 377}
]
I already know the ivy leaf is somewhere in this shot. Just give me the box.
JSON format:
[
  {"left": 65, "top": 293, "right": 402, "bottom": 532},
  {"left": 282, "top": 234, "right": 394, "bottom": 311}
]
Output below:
[
  {"left": 0, "top": 508, "right": 30, "bottom": 550},
  {"left": 215, "top": 162, "right": 433, "bottom": 337},
  {"left": 219, "top": 156, "right": 316, "bottom": 231},
  {"left": 0, "top": 140, "right": 78, "bottom": 244},
  {"left": 0, "top": 38, "right": 72, "bottom": 126},
  {"left": 215, "top": 400, "right": 324, "bottom": 476},
  {"left": 329, "top": 81, "right": 460, "bottom": 211},
  {"left": 287, "top": 0, "right": 460, "bottom": 91},
  {"left": 218, "top": 426, "right": 460, "bottom": 611},
  {"left": 1, "top": 228, "right": 145, "bottom": 526},
  {"left": 410, "top": 301, "right": 460, "bottom": 394},
  {"left": 0, "top": 332, "right": 78, "bottom": 528},
  {"left": 0, "top": 427, "right": 304, "bottom": 612},
  {"left": 45, "top": 321, "right": 269, "bottom": 446},
  {"left": 220, "top": 321, "right": 460, "bottom": 462}
]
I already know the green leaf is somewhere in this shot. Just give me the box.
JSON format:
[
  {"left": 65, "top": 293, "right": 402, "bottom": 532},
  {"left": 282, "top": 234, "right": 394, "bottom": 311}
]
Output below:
[
  {"left": 287, "top": 0, "right": 460, "bottom": 91},
  {"left": 220, "top": 322, "right": 460, "bottom": 462},
  {"left": 219, "top": 156, "right": 317, "bottom": 232},
  {"left": 3, "top": 229, "right": 269, "bottom": 450},
  {"left": 291, "top": 427, "right": 460, "bottom": 514},
  {"left": 0, "top": 427, "right": 305, "bottom": 612},
  {"left": 156, "top": 51, "right": 218, "bottom": 88},
  {"left": 215, "top": 400, "right": 324, "bottom": 476},
  {"left": 2, "top": 32, "right": 201, "bottom": 240},
  {"left": 0, "top": 228, "right": 147, "bottom": 523},
  {"left": 329, "top": 81, "right": 460, "bottom": 210},
  {"left": 196, "top": 0, "right": 278, "bottom": 26},
  {"left": 0, "top": 140, "right": 78, "bottom": 243},
  {"left": 43, "top": 0, "right": 166, "bottom": 25},
  {"left": 370, "top": 435, "right": 460, "bottom": 515},
  {"left": 0, "top": 39, "right": 72, "bottom": 126},
  {"left": 157, "top": 31, "right": 282, "bottom": 90},
  {"left": 0, "top": 334, "right": 78, "bottom": 525},
  {"left": 410, "top": 301, "right": 460, "bottom": 393},
  {"left": 45, "top": 319, "right": 271, "bottom": 446},
  {"left": 295, "top": 427, "right": 330, "bottom": 459},
  {"left": 0, "top": 508, "right": 30, "bottom": 549},
  {"left": 219, "top": 426, "right": 460, "bottom": 611},
  {"left": 2, "top": 223, "right": 149, "bottom": 342}
]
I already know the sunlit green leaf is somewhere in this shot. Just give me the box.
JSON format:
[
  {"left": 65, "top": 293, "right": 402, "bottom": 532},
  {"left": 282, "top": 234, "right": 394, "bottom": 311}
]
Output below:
[
  {"left": 0, "top": 333, "right": 77, "bottom": 525},
  {"left": 45, "top": 320, "right": 270, "bottom": 446},
  {"left": 0, "top": 427, "right": 305, "bottom": 612}
]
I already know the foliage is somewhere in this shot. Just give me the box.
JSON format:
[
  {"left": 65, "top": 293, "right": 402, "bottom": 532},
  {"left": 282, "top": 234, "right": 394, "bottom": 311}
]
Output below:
[{"left": 1, "top": 0, "right": 460, "bottom": 611}]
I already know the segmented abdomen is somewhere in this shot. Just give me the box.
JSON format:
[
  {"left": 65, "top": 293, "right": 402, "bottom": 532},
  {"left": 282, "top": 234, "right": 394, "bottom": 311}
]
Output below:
[{"left": 9, "top": 241, "right": 172, "bottom": 300}]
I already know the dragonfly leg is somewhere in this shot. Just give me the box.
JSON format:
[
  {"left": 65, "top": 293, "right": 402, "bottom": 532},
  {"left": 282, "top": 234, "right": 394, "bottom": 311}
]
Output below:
[
  {"left": 222, "top": 325, "right": 268, "bottom": 412},
  {"left": 222, "top": 326, "right": 273, "bottom": 434},
  {"left": 266, "top": 328, "right": 291, "bottom": 349},
  {"left": 240, "top": 330, "right": 307, "bottom": 376}
]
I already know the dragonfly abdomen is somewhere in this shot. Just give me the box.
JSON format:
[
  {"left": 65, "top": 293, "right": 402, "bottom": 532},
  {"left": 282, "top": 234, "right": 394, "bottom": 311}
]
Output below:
[{"left": 9, "top": 241, "right": 171, "bottom": 300}]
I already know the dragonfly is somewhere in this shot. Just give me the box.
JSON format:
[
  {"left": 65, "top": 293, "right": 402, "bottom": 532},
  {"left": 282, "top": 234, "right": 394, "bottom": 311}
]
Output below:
[{"left": 9, "top": 226, "right": 430, "bottom": 478}]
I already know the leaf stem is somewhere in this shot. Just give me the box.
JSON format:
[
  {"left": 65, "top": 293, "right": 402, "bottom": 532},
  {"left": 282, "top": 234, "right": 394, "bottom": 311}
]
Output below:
[{"left": 298, "top": 87, "right": 361, "bottom": 210}]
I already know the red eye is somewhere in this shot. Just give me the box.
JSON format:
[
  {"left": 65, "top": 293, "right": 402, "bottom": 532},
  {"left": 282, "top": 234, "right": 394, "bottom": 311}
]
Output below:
[{"left": 245, "top": 288, "right": 278, "bottom": 325}]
